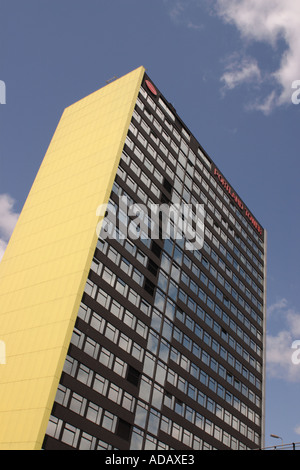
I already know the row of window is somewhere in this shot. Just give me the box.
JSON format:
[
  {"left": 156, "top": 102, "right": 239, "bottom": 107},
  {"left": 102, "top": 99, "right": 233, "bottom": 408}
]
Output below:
[
  {"left": 178, "top": 267, "right": 262, "bottom": 349},
  {"left": 125, "top": 125, "right": 264, "bottom": 284},
  {"left": 72, "top": 291, "right": 261, "bottom": 449},
  {"left": 132, "top": 400, "right": 257, "bottom": 451},
  {"left": 138, "top": 368, "right": 259, "bottom": 436},
  {"left": 83, "top": 292, "right": 149, "bottom": 341},
  {"left": 80, "top": 295, "right": 261, "bottom": 420},
  {"left": 77, "top": 300, "right": 261, "bottom": 430},
  {"left": 118, "top": 145, "right": 263, "bottom": 324},
  {"left": 96, "top": 232, "right": 148, "bottom": 269},
  {"left": 165, "top": 381, "right": 260, "bottom": 430},
  {"left": 149, "top": 299, "right": 262, "bottom": 400},
  {"left": 90, "top": 244, "right": 263, "bottom": 375},
  {"left": 98, "top": 226, "right": 263, "bottom": 346},
  {"left": 169, "top": 334, "right": 261, "bottom": 409},
  {"left": 169, "top": 241, "right": 263, "bottom": 330},
  {"left": 94, "top": 248, "right": 263, "bottom": 360},
  {"left": 56, "top": 377, "right": 136, "bottom": 419},
  {"left": 97, "top": 259, "right": 144, "bottom": 290},
  {"left": 88, "top": 256, "right": 263, "bottom": 419},
  {"left": 118, "top": 149, "right": 161, "bottom": 200},
  {"left": 204, "top": 220, "right": 263, "bottom": 287},
  {"left": 175, "top": 308, "right": 261, "bottom": 389},
  {"left": 137, "top": 86, "right": 264, "bottom": 254},
  {"left": 114, "top": 166, "right": 263, "bottom": 324},
  {"left": 131, "top": 423, "right": 217, "bottom": 451},
  {"left": 165, "top": 392, "right": 259, "bottom": 445},
  {"left": 60, "top": 348, "right": 259, "bottom": 451},
  {"left": 111, "top": 180, "right": 203, "bottom": 253},
  {"left": 201, "top": 238, "right": 263, "bottom": 305},
  {"left": 169, "top": 322, "right": 261, "bottom": 403},
  {"left": 98, "top": 210, "right": 263, "bottom": 350},
  {"left": 72, "top": 313, "right": 144, "bottom": 364},
  {"left": 47, "top": 398, "right": 235, "bottom": 451},
  {"left": 166, "top": 363, "right": 260, "bottom": 434},
  {"left": 86, "top": 257, "right": 262, "bottom": 376},
  {"left": 138, "top": 84, "right": 264, "bottom": 253},
  {"left": 118, "top": 140, "right": 264, "bottom": 306},
  {"left": 162, "top": 241, "right": 263, "bottom": 338},
  {"left": 169, "top": 323, "right": 260, "bottom": 410},
  {"left": 46, "top": 415, "right": 119, "bottom": 450},
  {"left": 154, "top": 286, "right": 261, "bottom": 373}
]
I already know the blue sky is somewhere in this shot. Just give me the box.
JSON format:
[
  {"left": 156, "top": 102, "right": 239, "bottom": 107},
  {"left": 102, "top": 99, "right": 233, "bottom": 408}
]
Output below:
[{"left": 1, "top": 0, "right": 300, "bottom": 449}]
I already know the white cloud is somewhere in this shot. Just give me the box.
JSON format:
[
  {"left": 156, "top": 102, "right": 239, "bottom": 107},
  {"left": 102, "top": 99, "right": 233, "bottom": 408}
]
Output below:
[
  {"left": 267, "top": 298, "right": 288, "bottom": 316},
  {"left": 215, "top": 0, "right": 300, "bottom": 112},
  {"left": 163, "top": 0, "right": 300, "bottom": 112},
  {"left": 266, "top": 299, "right": 300, "bottom": 382},
  {"left": 164, "top": 0, "right": 186, "bottom": 23},
  {"left": 221, "top": 57, "right": 262, "bottom": 91},
  {"left": 246, "top": 91, "right": 278, "bottom": 116},
  {"left": 164, "top": 0, "right": 203, "bottom": 30},
  {"left": 0, "top": 239, "right": 8, "bottom": 262},
  {"left": 0, "top": 194, "right": 19, "bottom": 262},
  {"left": 294, "top": 425, "right": 300, "bottom": 436}
]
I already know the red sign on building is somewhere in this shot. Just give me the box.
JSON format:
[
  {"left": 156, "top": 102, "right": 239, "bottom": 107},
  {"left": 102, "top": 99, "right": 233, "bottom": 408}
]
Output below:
[{"left": 213, "top": 167, "right": 262, "bottom": 235}]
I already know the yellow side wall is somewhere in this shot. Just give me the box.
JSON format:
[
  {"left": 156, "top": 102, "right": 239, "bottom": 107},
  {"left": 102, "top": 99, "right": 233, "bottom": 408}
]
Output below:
[{"left": 0, "top": 66, "right": 145, "bottom": 450}]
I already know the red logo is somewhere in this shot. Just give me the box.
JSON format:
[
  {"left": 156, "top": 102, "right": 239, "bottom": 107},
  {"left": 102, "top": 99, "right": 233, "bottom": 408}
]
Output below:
[{"left": 145, "top": 80, "right": 157, "bottom": 96}]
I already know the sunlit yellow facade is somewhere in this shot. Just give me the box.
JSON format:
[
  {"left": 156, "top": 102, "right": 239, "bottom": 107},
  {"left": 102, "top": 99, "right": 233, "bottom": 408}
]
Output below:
[{"left": 0, "top": 66, "right": 145, "bottom": 450}]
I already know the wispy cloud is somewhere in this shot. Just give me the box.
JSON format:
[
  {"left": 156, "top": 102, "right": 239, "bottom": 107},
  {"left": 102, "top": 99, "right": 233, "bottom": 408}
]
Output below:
[
  {"left": 0, "top": 194, "right": 19, "bottom": 261},
  {"left": 187, "top": 21, "right": 203, "bottom": 31},
  {"left": 267, "top": 298, "right": 288, "bottom": 316},
  {"left": 163, "top": 0, "right": 300, "bottom": 113},
  {"left": 164, "top": 0, "right": 203, "bottom": 30},
  {"left": 266, "top": 299, "right": 300, "bottom": 382},
  {"left": 294, "top": 425, "right": 300, "bottom": 436},
  {"left": 164, "top": 0, "right": 186, "bottom": 23},
  {"left": 221, "top": 56, "right": 262, "bottom": 91},
  {"left": 214, "top": 0, "right": 300, "bottom": 113}
]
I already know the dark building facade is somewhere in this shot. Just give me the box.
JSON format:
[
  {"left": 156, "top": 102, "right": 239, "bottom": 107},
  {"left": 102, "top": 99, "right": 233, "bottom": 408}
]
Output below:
[{"left": 42, "top": 70, "right": 266, "bottom": 451}]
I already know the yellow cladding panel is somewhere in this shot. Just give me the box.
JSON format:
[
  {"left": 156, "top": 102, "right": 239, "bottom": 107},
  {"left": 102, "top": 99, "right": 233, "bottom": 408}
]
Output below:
[{"left": 0, "top": 66, "right": 145, "bottom": 449}]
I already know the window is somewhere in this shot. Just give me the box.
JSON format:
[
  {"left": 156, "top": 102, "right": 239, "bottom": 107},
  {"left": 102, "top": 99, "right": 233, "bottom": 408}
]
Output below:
[
  {"left": 102, "top": 411, "right": 117, "bottom": 433},
  {"left": 122, "top": 391, "right": 135, "bottom": 413},
  {"left": 120, "top": 258, "right": 132, "bottom": 275},
  {"left": 144, "top": 278, "right": 155, "bottom": 296},
  {"left": 46, "top": 416, "right": 63, "bottom": 440},
  {"left": 86, "top": 402, "right": 102, "bottom": 425},
  {"left": 84, "top": 337, "right": 99, "bottom": 359},
  {"left": 128, "top": 289, "right": 140, "bottom": 307},
  {"left": 127, "top": 366, "right": 140, "bottom": 386},
  {"left": 108, "top": 383, "right": 122, "bottom": 405},
  {"left": 113, "top": 357, "right": 127, "bottom": 378},
  {"left": 115, "top": 278, "right": 128, "bottom": 296},
  {"left": 97, "top": 289, "right": 110, "bottom": 309},
  {"left": 61, "top": 424, "right": 80, "bottom": 448},
  {"left": 105, "top": 323, "right": 118, "bottom": 343},
  {"left": 148, "top": 409, "right": 160, "bottom": 435},
  {"left": 79, "top": 433, "right": 95, "bottom": 450},
  {"left": 55, "top": 385, "right": 70, "bottom": 407},
  {"left": 77, "top": 364, "right": 93, "bottom": 387},
  {"left": 116, "top": 419, "right": 131, "bottom": 441},
  {"left": 102, "top": 267, "right": 115, "bottom": 286},
  {"left": 110, "top": 300, "right": 123, "bottom": 320},
  {"left": 93, "top": 374, "right": 108, "bottom": 395},
  {"left": 99, "top": 348, "right": 113, "bottom": 369}
]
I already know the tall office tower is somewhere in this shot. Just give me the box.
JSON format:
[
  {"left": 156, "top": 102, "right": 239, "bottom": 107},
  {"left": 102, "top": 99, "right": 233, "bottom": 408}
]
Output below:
[{"left": 0, "top": 66, "right": 266, "bottom": 451}]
